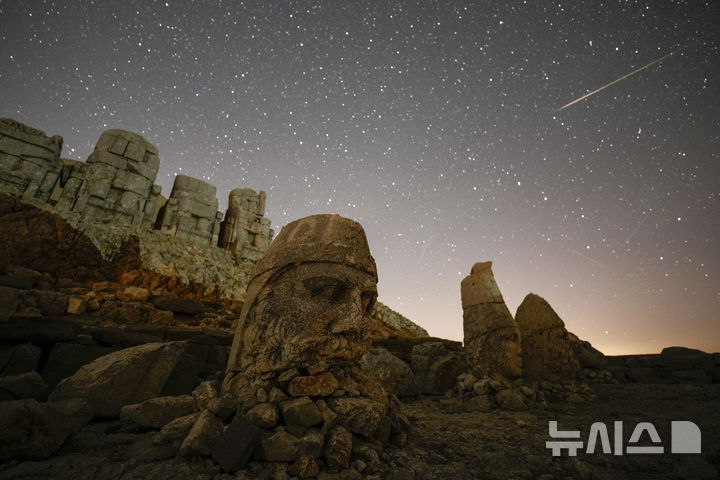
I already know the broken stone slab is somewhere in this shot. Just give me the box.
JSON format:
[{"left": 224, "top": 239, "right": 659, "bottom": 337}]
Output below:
[
  {"left": 179, "top": 409, "right": 224, "bottom": 457},
  {"left": 212, "top": 417, "right": 263, "bottom": 473},
  {"left": 120, "top": 394, "right": 197, "bottom": 428},
  {"left": 0, "top": 314, "right": 79, "bottom": 344},
  {"left": 49, "top": 341, "right": 186, "bottom": 417},
  {"left": 0, "top": 371, "right": 47, "bottom": 401},
  {"left": 0, "top": 398, "right": 91, "bottom": 461}
]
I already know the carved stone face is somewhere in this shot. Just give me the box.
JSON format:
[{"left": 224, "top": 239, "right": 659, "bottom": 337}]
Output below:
[
  {"left": 239, "top": 262, "right": 377, "bottom": 372},
  {"left": 492, "top": 325, "right": 523, "bottom": 380}
]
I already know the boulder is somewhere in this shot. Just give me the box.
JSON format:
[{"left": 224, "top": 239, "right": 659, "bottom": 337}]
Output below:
[
  {"left": 90, "top": 326, "right": 162, "bottom": 347},
  {"left": 359, "top": 347, "right": 417, "bottom": 397},
  {"left": 120, "top": 395, "right": 197, "bottom": 428},
  {"left": 49, "top": 342, "right": 186, "bottom": 416},
  {"left": 0, "top": 371, "right": 47, "bottom": 400},
  {"left": 0, "top": 398, "right": 91, "bottom": 461},
  {"left": 212, "top": 418, "right": 263, "bottom": 473},
  {"left": 515, "top": 293, "right": 580, "bottom": 383},
  {"left": 179, "top": 410, "right": 224, "bottom": 457}
]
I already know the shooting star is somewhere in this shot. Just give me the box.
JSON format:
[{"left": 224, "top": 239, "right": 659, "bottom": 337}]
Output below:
[{"left": 556, "top": 47, "right": 684, "bottom": 111}]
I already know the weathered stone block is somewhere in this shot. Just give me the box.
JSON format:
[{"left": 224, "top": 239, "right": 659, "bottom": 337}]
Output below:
[
  {"left": 87, "top": 150, "right": 127, "bottom": 170},
  {"left": 113, "top": 170, "right": 151, "bottom": 196},
  {"left": 0, "top": 315, "right": 78, "bottom": 344}
]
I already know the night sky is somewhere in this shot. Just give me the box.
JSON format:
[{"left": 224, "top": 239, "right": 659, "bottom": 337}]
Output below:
[{"left": 2, "top": 1, "right": 718, "bottom": 354}]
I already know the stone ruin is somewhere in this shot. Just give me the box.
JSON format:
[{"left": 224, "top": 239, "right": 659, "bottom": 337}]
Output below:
[
  {"left": 218, "top": 187, "right": 273, "bottom": 263},
  {"left": 461, "top": 261, "right": 522, "bottom": 381},
  {"left": 0, "top": 118, "right": 63, "bottom": 203},
  {"left": 0, "top": 118, "right": 273, "bottom": 256}
]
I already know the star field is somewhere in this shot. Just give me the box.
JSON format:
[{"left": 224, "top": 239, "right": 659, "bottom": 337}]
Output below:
[{"left": 1, "top": 0, "right": 718, "bottom": 354}]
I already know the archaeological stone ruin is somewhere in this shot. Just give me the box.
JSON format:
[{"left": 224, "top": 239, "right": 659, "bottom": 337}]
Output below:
[{"left": 0, "top": 117, "right": 273, "bottom": 255}]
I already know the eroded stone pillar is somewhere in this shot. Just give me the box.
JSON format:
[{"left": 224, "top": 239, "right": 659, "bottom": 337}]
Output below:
[{"left": 461, "top": 261, "right": 522, "bottom": 380}]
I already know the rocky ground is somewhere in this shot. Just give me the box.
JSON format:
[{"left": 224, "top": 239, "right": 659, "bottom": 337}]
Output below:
[{"left": 1, "top": 382, "right": 717, "bottom": 480}]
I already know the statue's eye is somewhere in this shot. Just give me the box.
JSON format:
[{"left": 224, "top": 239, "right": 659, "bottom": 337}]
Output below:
[
  {"left": 303, "top": 276, "right": 349, "bottom": 302},
  {"left": 361, "top": 291, "right": 376, "bottom": 314}
]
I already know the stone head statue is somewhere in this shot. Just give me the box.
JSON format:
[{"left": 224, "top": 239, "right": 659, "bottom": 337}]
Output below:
[
  {"left": 461, "top": 261, "right": 522, "bottom": 380},
  {"left": 224, "top": 214, "right": 378, "bottom": 394}
]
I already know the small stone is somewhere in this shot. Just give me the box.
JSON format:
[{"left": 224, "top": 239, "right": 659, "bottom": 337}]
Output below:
[
  {"left": 193, "top": 380, "right": 220, "bottom": 410},
  {"left": 247, "top": 403, "right": 279, "bottom": 429},
  {"left": 324, "top": 426, "right": 353, "bottom": 471},
  {"left": 117, "top": 286, "right": 150, "bottom": 302},
  {"left": 288, "top": 455, "right": 319, "bottom": 479},
  {"left": 495, "top": 389, "right": 527, "bottom": 411},
  {"left": 256, "top": 388, "right": 268, "bottom": 403},
  {"left": 520, "top": 386, "right": 536, "bottom": 400},
  {"left": 280, "top": 396, "right": 323, "bottom": 427},
  {"left": 307, "top": 361, "right": 329, "bottom": 375},
  {"left": 66, "top": 297, "right": 87, "bottom": 315},
  {"left": 179, "top": 410, "right": 224, "bottom": 457},
  {"left": 567, "top": 393, "right": 584, "bottom": 404},
  {"left": 316, "top": 399, "right": 337, "bottom": 431},
  {"left": 288, "top": 372, "right": 339, "bottom": 397},
  {"left": 207, "top": 393, "right": 237, "bottom": 421},
  {"left": 278, "top": 368, "right": 301, "bottom": 384},
  {"left": 268, "top": 387, "right": 288, "bottom": 404},
  {"left": 472, "top": 378, "right": 491, "bottom": 395}
]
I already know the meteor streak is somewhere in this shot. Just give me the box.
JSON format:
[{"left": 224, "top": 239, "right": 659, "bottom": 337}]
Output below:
[{"left": 556, "top": 47, "right": 684, "bottom": 111}]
